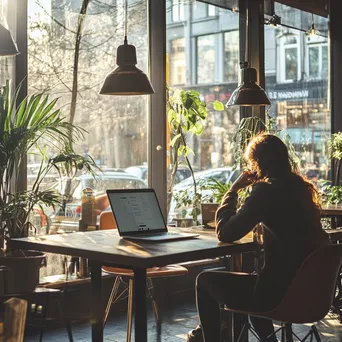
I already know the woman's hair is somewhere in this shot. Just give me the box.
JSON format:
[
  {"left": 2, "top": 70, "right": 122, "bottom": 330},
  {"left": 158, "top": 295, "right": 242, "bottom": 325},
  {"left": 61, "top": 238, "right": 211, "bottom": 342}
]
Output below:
[{"left": 244, "top": 132, "right": 321, "bottom": 210}]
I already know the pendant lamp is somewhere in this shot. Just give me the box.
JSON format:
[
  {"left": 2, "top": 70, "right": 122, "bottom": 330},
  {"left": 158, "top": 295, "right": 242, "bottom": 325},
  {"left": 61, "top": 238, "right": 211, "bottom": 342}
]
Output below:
[
  {"left": 306, "top": 13, "right": 320, "bottom": 37},
  {"left": 0, "top": 24, "right": 19, "bottom": 56},
  {"left": 226, "top": 5, "right": 270, "bottom": 107},
  {"left": 99, "top": 0, "right": 154, "bottom": 95},
  {"left": 226, "top": 62, "right": 271, "bottom": 107}
]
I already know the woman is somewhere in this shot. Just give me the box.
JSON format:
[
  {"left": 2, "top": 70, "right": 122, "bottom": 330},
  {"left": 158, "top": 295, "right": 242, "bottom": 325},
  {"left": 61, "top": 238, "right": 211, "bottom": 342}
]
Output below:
[{"left": 187, "top": 133, "right": 330, "bottom": 342}]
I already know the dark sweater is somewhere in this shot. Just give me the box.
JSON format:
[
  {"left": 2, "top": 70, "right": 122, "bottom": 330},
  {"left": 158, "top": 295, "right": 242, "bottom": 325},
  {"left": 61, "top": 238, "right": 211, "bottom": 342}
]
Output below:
[{"left": 215, "top": 178, "right": 330, "bottom": 311}]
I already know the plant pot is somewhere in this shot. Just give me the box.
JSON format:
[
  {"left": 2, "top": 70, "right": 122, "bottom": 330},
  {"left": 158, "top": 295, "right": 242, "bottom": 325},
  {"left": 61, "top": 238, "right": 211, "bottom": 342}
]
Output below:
[
  {"left": 173, "top": 218, "right": 194, "bottom": 227},
  {"left": 0, "top": 251, "right": 46, "bottom": 294},
  {"left": 201, "top": 203, "right": 219, "bottom": 228}
]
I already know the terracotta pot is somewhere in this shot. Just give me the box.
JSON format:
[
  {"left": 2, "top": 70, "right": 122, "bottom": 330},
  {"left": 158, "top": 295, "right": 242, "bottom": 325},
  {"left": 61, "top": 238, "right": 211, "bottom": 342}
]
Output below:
[{"left": 0, "top": 250, "right": 46, "bottom": 294}]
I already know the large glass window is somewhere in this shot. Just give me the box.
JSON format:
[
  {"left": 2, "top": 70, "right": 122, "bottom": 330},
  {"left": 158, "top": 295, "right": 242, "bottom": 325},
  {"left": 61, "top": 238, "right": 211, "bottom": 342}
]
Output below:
[
  {"left": 279, "top": 33, "right": 300, "bottom": 82},
  {"left": 167, "top": 1, "right": 240, "bottom": 222},
  {"left": 172, "top": 0, "right": 184, "bottom": 22},
  {"left": 197, "top": 34, "right": 216, "bottom": 84},
  {"left": 170, "top": 38, "right": 186, "bottom": 86},
  {"left": 306, "top": 35, "right": 328, "bottom": 79},
  {"left": 28, "top": 0, "right": 149, "bottom": 277},
  {"left": 224, "top": 30, "right": 239, "bottom": 82},
  {"left": 0, "top": 0, "right": 16, "bottom": 85},
  {"left": 266, "top": 3, "right": 330, "bottom": 182},
  {"left": 192, "top": 1, "right": 207, "bottom": 19}
]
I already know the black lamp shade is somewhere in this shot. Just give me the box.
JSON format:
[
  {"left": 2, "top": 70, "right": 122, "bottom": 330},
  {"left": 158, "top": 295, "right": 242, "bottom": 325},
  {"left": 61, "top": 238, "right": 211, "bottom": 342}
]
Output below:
[
  {"left": 0, "top": 24, "right": 19, "bottom": 56},
  {"left": 226, "top": 66, "right": 271, "bottom": 106},
  {"left": 100, "top": 40, "right": 154, "bottom": 95}
]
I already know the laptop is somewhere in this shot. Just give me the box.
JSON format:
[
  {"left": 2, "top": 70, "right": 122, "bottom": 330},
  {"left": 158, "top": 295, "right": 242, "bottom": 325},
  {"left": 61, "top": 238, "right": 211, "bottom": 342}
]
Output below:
[{"left": 106, "top": 188, "right": 199, "bottom": 241}]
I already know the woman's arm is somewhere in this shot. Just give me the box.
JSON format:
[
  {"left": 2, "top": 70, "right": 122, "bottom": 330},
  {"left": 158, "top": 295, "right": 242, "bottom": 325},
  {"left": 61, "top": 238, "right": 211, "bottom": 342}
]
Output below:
[{"left": 215, "top": 182, "right": 271, "bottom": 242}]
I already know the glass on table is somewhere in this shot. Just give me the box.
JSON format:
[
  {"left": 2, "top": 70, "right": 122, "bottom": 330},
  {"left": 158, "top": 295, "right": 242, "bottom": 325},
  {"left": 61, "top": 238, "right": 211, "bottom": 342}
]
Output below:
[{"left": 64, "top": 256, "right": 77, "bottom": 281}]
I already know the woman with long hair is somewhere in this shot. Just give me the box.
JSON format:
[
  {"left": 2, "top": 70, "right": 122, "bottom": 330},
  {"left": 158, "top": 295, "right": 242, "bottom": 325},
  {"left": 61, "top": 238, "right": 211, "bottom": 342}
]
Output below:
[{"left": 187, "top": 133, "right": 330, "bottom": 342}]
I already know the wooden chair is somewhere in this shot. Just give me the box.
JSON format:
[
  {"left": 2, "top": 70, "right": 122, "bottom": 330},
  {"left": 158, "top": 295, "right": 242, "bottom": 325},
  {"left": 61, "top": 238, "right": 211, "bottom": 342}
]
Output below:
[
  {"left": 224, "top": 244, "right": 342, "bottom": 342},
  {"left": 99, "top": 211, "right": 188, "bottom": 342},
  {"left": 0, "top": 297, "right": 27, "bottom": 342}
]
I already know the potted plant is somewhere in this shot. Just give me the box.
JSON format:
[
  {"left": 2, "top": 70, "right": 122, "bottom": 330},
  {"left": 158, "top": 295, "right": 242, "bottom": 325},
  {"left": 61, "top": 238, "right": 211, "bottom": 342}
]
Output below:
[
  {"left": 0, "top": 82, "right": 98, "bottom": 293},
  {"left": 167, "top": 88, "right": 207, "bottom": 225},
  {"left": 327, "top": 132, "right": 342, "bottom": 185},
  {"left": 167, "top": 88, "right": 223, "bottom": 224},
  {"left": 201, "top": 178, "right": 250, "bottom": 228}
]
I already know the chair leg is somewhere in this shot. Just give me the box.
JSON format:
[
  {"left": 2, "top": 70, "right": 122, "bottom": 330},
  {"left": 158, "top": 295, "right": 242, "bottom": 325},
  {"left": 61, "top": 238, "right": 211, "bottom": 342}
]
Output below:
[
  {"left": 285, "top": 323, "right": 294, "bottom": 342},
  {"left": 39, "top": 294, "right": 50, "bottom": 342},
  {"left": 57, "top": 296, "right": 73, "bottom": 342},
  {"left": 311, "top": 325, "right": 322, "bottom": 342},
  {"left": 281, "top": 325, "right": 285, "bottom": 342},
  {"left": 147, "top": 278, "right": 160, "bottom": 323},
  {"left": 236, "top": 322, "right": 250, "bottom": 342},
  {"left": 104, "top": 276, "right": 121, "bottom": 326},
  {"left": 126, "top": 278, "right": 134, "bottom": 342}
]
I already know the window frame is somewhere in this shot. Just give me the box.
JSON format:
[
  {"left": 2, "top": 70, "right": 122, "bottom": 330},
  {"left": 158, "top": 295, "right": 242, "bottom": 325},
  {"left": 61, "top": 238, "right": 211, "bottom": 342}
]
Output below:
[
  {"left": 279, "top": 33, "right": 301, "bottom": 83},
  {"left": 171, "top": 0, "right": 184, "bottom": 22},
  {"left": 306, "top": 36, "right": 328, "bottom": 80}
]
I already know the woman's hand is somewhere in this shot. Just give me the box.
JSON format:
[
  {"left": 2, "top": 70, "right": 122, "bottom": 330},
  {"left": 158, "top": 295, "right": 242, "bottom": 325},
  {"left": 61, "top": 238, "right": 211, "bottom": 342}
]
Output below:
[{"left": 230, "top": 171, "right": 256, "bottom": 192}]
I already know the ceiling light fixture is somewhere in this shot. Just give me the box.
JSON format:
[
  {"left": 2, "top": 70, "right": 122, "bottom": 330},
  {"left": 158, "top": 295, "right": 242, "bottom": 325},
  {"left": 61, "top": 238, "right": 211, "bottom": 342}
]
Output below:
[
  {"left": 306, "top": 13, "right": 320, "bottom": 37},
  {"left": 226, "top": 6, "right": 271, "bottom": 107},
  {"left": 266, "top": 13, "right": 281, "bottom": 27},
  {"left": 99, "top": 0, "right": 154, "bottom": 95}
]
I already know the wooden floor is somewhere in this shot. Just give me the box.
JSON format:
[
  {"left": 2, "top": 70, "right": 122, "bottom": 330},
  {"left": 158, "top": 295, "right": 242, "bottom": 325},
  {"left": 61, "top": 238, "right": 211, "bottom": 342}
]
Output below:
[{"left": 23, "top": 299, "right": 342, "bottom": 342}]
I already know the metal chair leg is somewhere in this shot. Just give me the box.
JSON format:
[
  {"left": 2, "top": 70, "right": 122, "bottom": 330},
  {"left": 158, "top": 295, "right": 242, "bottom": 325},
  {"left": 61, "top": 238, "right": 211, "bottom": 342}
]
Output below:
[
  {"left": 236, "top": 322, "right": 250, "bottom": 342},
  {"left": 126, "top": 278, "right": 134, "bottom": 342},
  {"left": 104, "top": 276, "right": 121, "bottom": 326},
  {"left": 57, "top": 296, "right": 73, "bottom": 342},
  {"left": 39, "top": 293, "right": 50, "bottom": 342},
  {"left": 311, "top": 325, "right": 322, "bottom": 342},
  {"left": 147, "top": 278, "right": 159, "bottom": 323},
  {"left": 285, "top": 323, "right": 294, "bottom": 342}
]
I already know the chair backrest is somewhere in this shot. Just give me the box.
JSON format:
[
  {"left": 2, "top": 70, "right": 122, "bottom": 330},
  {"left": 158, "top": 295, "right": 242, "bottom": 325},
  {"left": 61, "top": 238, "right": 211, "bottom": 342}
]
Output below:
[
  {"left": 0, "top": 297, "right": 27, "bottom": 342},
  {"left": 268, "top": 244, "right": 342, "bottom": 323},
  {"left": 99, "top": 211, "right": 117, "bottom": 230}
]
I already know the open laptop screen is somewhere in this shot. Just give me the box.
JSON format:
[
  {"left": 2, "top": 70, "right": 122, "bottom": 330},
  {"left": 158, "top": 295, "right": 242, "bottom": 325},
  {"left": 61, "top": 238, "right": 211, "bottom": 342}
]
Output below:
[{"left": 106, "top": 189, "right": 167, "bottom": 235}]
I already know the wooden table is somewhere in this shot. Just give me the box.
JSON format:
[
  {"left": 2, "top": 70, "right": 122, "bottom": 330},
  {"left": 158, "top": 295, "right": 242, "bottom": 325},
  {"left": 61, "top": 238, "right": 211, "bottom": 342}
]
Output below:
[
  {"left": 12, "top": 228, "right": 255, "bottom": 342},
  {"left": 321, "top": 204, "right": 342, "bottom": 216}
]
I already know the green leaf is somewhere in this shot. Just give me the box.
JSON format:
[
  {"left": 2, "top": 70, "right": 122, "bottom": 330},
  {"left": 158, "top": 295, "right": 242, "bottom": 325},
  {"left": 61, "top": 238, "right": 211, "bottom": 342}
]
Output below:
[{"left": 213, "top": 100, "right": 225, "bottom": 111}]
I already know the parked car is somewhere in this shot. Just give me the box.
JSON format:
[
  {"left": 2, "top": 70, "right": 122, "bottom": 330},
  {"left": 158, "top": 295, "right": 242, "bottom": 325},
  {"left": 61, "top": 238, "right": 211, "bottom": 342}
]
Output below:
[
  {"left": 168, "top": 167, "right": 240, "bottom": 223},
  {"left": 125, "top": 165, "right": 192, "bottom": 184}
]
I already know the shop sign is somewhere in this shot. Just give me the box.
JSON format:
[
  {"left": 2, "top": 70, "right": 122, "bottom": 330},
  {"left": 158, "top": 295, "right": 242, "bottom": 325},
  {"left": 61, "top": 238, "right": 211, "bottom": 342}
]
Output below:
[{"left": 267, "top": 89, "right": 309, "bottom": 100}]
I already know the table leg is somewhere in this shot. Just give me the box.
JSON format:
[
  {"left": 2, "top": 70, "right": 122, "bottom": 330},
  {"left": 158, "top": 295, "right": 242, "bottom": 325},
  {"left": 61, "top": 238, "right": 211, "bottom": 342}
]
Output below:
[
  {"left": 91, "top": 261, "right": 103, "bottom": 342},
  {"left": 231, "top": 254, "right": 248, "bottom": 342},
  {"left": 133, "top": 268, "right": 147, "bottom": 342}
]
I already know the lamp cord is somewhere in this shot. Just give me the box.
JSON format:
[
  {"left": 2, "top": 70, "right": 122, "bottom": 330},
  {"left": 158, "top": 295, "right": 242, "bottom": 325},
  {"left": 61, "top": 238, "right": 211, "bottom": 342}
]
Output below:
[
  {"left": 124, "top": 0, "right": 128, "bottom": 44},
  {"left": 245, "top": 6, "right": 249, "bottom": 65}
]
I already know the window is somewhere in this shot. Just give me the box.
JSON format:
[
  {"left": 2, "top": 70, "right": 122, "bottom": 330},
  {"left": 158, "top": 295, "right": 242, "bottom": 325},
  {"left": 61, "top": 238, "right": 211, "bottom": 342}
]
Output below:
[
  {"left": 208, "top": 5, "right": 216, "bottom": 16},
  {"left": 192, "top": 1, "right": 207, "bottom": 19},
  {"left": 279, "top": 34, "right": 300, "bottom": 82},
  {"left": 0, "top": 0, "right": 16, "bottom": 85},
  {"left": 28, "top": 0, "right": 149, "bottom": 277},
  {"left": 306, "top": 35, "right": 328, "bottom": 79},
  {"left": 192, "top": 2, "right": 215, "bottom": 19},
  {"left": 224, "top": 30, "right": 239, "bottom": 82},
  {"left": 266, "top": 9, "right": 330, "bottom": 182},
  {"left": 172, "top": 0, "right": 184, "bottom": 22},
  {"left": 170, "top": 38, "right": 186, "bottom": 85},
  {"left": 167, "top": 6, "right": 240, "bottom": 222},
  {"left": 197, "top": 34, "right": 216, "bottom": 84}
]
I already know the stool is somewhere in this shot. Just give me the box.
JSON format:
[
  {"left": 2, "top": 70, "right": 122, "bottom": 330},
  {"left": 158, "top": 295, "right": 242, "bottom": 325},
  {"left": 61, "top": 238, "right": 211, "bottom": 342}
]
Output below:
[{"left": 1, "top": 287, "right": 73, "bottom": 341}]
